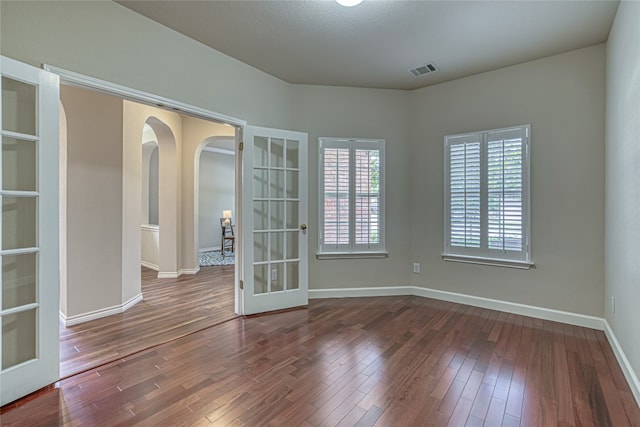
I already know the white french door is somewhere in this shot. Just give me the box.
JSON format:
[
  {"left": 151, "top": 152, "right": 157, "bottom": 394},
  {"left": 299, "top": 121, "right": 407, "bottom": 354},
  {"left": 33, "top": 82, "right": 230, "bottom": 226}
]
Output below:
[
  {"left": 0, "top": 56, "right": 60, "bottom": 406},
  {"left": 241, "top": 126, "right": 308, "bottom": 315}
]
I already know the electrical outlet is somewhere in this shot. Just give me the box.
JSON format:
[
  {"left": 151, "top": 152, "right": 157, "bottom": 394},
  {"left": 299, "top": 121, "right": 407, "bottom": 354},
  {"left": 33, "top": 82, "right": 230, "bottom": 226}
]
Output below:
[
  {"left": 610, "top": 296, "right": 615, "bottom": 314},
  {"left": 271, "top": 269, "right": 278, "bottom": 281},
  {"left": 413, "top": 262, "right": 421, "bottom": 274}
]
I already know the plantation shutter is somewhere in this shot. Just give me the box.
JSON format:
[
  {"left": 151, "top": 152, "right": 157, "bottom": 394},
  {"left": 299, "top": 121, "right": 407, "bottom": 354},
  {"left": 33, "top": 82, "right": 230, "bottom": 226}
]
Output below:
[
  {"left": 322, "top": 146, "right": 350, "bottom": 248},
  {"left": 447, "top": 134, "right": 482, "bottom": 252},
  {"left": 487, "top": 128, "right": 526, "bottom": 255},
  {"left": 355, "top": 148, "right": 381, "bottom": 247}
]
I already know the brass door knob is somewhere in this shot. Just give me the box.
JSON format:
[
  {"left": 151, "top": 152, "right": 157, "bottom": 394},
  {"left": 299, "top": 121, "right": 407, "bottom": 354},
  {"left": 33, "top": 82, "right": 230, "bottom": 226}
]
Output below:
[{"left": 300, "top": 224, "right": 307, "bottom": 230}]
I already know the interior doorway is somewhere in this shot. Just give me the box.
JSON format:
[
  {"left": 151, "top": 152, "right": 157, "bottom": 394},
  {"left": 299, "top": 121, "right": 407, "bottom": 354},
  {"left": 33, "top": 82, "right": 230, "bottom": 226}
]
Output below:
[
  {"left": 196, "top": 137, "right": 236, "bottom": 268},
  {"left": 58, "top": 83, "right": 239, "bottom": 377}
]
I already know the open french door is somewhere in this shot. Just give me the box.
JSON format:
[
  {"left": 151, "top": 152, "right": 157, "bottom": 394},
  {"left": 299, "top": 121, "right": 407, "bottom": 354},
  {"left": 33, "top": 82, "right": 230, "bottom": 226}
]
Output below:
[
  {"left": 241, "top": 126, "right": 308, "bottom": 315},
  {"left": 0, "top": 56, "right": 60, "bottom": 406}
]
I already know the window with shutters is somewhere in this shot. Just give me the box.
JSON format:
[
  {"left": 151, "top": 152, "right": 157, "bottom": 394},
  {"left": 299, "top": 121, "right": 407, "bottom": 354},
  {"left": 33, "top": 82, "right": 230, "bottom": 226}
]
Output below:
[
  {"left": 444, "top": 125, "right": 532, "bottom": 267},
  {"left": 318, "top": 138, "right": 385, "bottom": 257}
]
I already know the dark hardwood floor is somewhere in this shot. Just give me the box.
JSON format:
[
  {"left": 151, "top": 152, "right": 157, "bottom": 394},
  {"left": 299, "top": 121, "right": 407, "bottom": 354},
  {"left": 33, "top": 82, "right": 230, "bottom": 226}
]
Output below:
[
  {"left": 59, "top": 266, "right": 236, "bottom": 378},
  {"left": 4, "top": 295, "right": 640, "bottom": 426}
]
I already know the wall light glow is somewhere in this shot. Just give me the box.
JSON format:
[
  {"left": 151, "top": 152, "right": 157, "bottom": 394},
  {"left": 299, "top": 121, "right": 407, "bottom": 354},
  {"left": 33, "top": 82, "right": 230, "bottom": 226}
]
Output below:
[{"left": 336, "top": 0, "right": 364, "bottom": 7}]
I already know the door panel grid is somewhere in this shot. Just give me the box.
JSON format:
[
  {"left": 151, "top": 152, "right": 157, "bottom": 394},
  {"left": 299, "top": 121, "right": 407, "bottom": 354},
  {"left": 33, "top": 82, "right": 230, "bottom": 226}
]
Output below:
[
  {"left": 1, "top": 56, "right": 60, "bottom": 406},
  {"left": 1, "top": 76, "right": 40, "bottom": 373},
  {"left": 242, "top": 126, "right": 307, "bottom": 315},
  {"left": 252, "top": 136, "right": 300, "bottom": 295}
]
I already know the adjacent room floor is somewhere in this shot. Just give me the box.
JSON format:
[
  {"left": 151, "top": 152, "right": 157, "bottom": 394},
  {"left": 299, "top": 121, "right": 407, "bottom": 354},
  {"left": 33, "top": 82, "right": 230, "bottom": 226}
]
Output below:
[
  {"left": 58, "top": 266, "right": 236, "bottom": 378},
  {"left": 5, "top": 295, "right": 640, "bottom": 426}
]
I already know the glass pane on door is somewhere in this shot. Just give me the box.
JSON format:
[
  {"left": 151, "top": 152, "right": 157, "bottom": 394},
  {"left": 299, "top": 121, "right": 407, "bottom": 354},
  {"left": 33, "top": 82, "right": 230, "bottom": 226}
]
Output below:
[
  {"left": 270, "top": 201, "right": 284, "bottom": 229},
  {"left": 254, "top": 264, "right": 268, "bottom": 295},
  {"left": 286, "top": 262, "right": 299, "bottom": 290},
  {"left": 1, "top": 77, "right": 37, "bottom": 136},
  {"left": 271, "top": 262, "right": 284, "bottom": 292},
  {"left": 2, "top": 197, "right": 37, "bottom": 250},
  {"left": 2, "top": 253, "right": 37, "bottom": 310},
  {"left": 2, "top": 309, "right": 36, "bottom": 370},
  {"left": 286, "top": 140, "right": 299, "bottom": 169},
  {"left": 2, "top": 137, "right": 36, "bottom": 191},
  {"left": 270, "top": 138, "right": 284, "bottom": 168}
]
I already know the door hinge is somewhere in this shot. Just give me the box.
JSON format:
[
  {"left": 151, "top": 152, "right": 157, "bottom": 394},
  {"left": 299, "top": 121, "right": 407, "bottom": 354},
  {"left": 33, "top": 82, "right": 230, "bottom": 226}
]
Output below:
[
  {"left": 239, "top": 141, "right": 244, "bottom": 151},
  {"left": 239, "top": 280, "right": 244, "bottom": 290}
]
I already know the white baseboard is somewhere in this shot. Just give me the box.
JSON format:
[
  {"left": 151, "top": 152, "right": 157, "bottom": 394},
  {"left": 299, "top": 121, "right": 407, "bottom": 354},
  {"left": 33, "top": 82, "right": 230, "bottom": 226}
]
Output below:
[
  {"left": 309, "top": 286, "right": 413, "bottom": 299},
  {"left": 157, "top": 271, "right": 179, "bottom": 279},
  {"left": 140, "top": 260, "right": 159, "bottom": 271},
  {"left": 309, "top": 285, "right": 602, "bottom": 329},
  {"left": 603, "top": 320, "right": 640, "bottom": 405},
  {"left": 179, "top": 267, "right": 200, "bottom": 275},
  {"left": 155, "top": 265, "right": 200, "bottom": 278},
  {"left": 309, "top": 285, "right": 640, "bottom": 407},
  {"left": 60, "top": 293, "right": 143, "bottom": 327},
  {"left": 410, "top": 286, "right": 604, "bottom": 330},
  {"left": 199, "top": 246, "right": 221, "bottom": 253}
]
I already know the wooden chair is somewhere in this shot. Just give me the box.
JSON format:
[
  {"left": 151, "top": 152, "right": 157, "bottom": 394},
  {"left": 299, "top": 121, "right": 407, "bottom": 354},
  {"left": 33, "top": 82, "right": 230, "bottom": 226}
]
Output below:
[{"left": 220, "top": 218, "right": 235, "bottom": 257}]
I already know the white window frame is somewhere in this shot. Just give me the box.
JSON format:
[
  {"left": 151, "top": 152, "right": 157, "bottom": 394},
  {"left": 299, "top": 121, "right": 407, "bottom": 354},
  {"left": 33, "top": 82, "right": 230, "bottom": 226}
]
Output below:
[
  {"left": 318, "top": 138, "right": 386, "bottom": 259},
  {"left": 443, "top": 125, "right": 533, "bottom": 269}
]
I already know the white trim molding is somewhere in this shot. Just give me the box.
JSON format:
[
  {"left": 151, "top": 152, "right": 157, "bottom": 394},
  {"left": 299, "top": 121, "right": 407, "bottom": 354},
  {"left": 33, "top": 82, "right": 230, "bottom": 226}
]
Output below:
[
  {"left": 157, "top": 267, "right": 200, "bottom": 279},
  {"left": 309, "top": 285, "right": 640, "bottom": 407},
  {"left": 157, "top": 271, "right": 179, "bottom": 279},
  {"left": 179, "top": 267, "right": 200, "bottom": 275},
  {"left": 60, "top": 293, "right": 143, "bottom": 327},
  {"left": 140, "top": 260, "right": 159, "bottom": 271},
  {"left": 309, "top": 286, "right": 412, "bottom": 299},
  {"left": 43, "top": 64, "right": 246, "bottom": 128},
  {"left": 603, "top": 321, "right": 640, "bottom": 405}
]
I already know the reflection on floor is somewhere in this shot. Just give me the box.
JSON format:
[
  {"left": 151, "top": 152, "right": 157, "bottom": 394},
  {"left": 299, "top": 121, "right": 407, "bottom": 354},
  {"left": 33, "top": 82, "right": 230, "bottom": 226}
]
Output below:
[
  {"left": 6, "top": 296, "right": 640, "bottom": 425},
  {"left": 59, "top": 266, "right": 235, "bottom": 378}
]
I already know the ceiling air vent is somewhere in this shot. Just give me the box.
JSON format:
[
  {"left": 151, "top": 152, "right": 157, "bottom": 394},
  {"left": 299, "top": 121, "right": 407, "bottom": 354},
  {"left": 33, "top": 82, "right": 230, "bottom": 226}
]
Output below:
[{"left": 409, "top": 63, "right": 438, "bottom": 77}]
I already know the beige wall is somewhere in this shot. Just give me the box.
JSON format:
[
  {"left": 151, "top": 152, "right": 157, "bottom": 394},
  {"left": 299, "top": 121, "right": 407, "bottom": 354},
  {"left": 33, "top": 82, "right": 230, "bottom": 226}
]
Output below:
[
  {"left": 409, "top": 45, "right": 606, "bottom": 316},
  {"left": 605, "top": 1, "right": 640, "bottom": 390},
  {"left": 0, "top": 0, "right": 293, "bottom": 128},
  {"left": 292, "top": 85, "right": 413, "bottom": 289},
  {"left": 141, "top": 225, "right": 159, "bottom": 269},
  {"left": 60, "top": 85, "right": 123, "bottom": 317}
]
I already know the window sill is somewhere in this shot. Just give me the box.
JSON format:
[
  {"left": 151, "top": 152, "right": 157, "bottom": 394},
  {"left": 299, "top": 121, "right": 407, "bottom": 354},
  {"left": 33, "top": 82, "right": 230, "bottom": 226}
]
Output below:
[
  {"left": 316, "top": 251, "right": 389, "bottom": 260},
  {"left": 441, "top": 254, "right": 534, "bottom": 270}
]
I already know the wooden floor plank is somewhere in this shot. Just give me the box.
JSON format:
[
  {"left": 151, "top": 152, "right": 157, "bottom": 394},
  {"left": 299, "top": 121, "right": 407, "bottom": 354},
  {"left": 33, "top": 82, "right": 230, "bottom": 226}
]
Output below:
[
  {"left": 3, "top": 295, "right": 640, "bottom": 426},
  {"left": 59, "top": 266, "right": 236, "bottom": 377}
]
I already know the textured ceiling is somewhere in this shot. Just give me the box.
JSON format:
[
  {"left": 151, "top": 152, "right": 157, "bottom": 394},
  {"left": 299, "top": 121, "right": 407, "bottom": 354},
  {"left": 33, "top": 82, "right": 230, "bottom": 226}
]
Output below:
[{"left": 117, "top": 0, "right": 618, "bottom": 90}]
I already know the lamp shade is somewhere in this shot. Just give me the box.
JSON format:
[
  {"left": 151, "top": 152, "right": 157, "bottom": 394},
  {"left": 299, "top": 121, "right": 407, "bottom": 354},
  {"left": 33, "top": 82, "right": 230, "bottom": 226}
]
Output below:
[{"left": 222, "top": 210, "right": 232, "bottom": 219}]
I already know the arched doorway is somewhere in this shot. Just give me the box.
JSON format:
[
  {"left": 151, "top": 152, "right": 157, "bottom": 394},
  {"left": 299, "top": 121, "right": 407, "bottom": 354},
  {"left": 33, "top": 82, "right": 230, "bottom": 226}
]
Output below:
[{"left": 144, "top": 116, "right": 179, "bottom": 278}]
